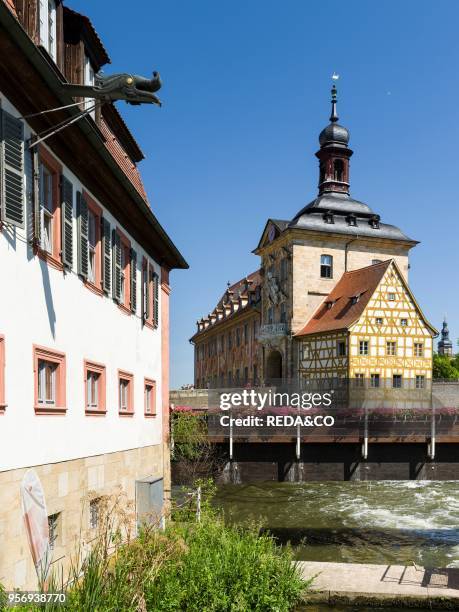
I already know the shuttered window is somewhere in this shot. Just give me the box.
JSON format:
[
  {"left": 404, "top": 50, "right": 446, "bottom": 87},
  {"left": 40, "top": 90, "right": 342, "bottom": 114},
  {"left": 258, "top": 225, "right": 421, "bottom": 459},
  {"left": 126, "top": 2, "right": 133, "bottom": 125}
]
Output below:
[
  {"left": 77, "top": 191, "right": 88, "bottom": 278},
  {"left": 153, "top": 272, "right": 159, "bottom": 328},
  {"left": 130, "top": 248, "right": 137, "bottom": 313},
  {"left": 60, "top": 175, "right": 73, "bottom": 269},
  {"left": 0, "top": 110, "right": 25, "bottom": 229},
  {"left": 142, "top": 259, "right": 150, "bottom": 322},
  {"left": 101, "top": 218, "right": 111, "bottom": 294},
  {"left": 112, "top": 229, "right": 122, "bottom": 302},
  {"left": 142, "top": 259, "right": 160, "bottom": 328}
]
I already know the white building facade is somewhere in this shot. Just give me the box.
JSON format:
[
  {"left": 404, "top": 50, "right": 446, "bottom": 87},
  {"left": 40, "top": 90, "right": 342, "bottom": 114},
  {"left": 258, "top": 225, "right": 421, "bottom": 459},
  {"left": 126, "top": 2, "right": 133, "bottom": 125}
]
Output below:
[{"left": 0, "top": 0, "right": 187, "bottom": 589}]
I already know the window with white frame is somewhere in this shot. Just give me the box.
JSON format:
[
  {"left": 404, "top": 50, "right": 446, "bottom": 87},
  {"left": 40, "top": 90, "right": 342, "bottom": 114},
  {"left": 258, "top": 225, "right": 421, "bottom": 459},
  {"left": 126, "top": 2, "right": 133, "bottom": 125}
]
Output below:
[
  {"left": 86, "top": 371, "right": 99, "bottom": 409},
  {"left": 144, "top": 379, "right": 156, "bottom": 416},
  {"left": 320, "top": 254, "right": 333, "bottom": 279},
  {"left": 84, "top": 55, "right": 96, "bottom": 117},
  {"left": 34, "top": 347, "right": 66, "bottom": 413},
  {"left": 88, "top": 209, "right": 97, "bottom": 283},
  {"left": 118, "top": 371, "right": 133, "bottom": 414},
  {"left": 386, "top": 341, "right": 397, "bottom": 356},
  {"left": 119, "top": 379, "right": 129, "bottom": 410},
  {"left": 37, "top": 360, "right": 56, "bottom": 406},
  {"left": 39, "top": 0, "right": 57, "bottom": 60},
  {"left": 416, "top": 375, "right": 425, "bottom": 389},
  {"left": 359, "top": 340, "right": 369, "bottom": 356},
  {"left": 414, "top": 342, "right": 424, "bottom": 357},
  {"left": 40, "top": 163, "right": 54, "bottom": 254}
]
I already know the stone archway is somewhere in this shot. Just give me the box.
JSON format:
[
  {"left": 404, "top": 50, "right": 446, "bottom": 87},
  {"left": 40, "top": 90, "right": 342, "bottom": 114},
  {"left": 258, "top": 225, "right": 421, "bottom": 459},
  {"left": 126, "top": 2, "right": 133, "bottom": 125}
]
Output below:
[{"left": 266, "top": 350, "right": 282, "bottom": 383}]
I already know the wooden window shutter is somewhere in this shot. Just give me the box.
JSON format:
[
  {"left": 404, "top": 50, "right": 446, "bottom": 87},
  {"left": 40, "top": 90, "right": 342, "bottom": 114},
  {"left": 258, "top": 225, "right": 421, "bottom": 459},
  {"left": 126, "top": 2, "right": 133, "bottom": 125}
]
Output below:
[
  {"left": 77, "top": 191, "right": 88, "bottom": 278},
  {"left": 0, "top": 110, "right": 25, "bottom": 228},
  {"left": 60, "top": 175, "right": 73, "bottom": 269},
  {"left": 153, "top": 271, "right": 159, "bottom": 328},
  {"left": 112, "top": 229, "right": 122, "bottom": 302},
  {"left": 101, "top": 217, "right": 111, "bottom": 294},
  {"left": 26, "top": 142, "right": 40, "bottom": 245},
  {"left": 130, "top": 248, "right": 137, "bottom": 313},
  {"left": 142, "top": 261, "right": 150, "bottom": 322}
]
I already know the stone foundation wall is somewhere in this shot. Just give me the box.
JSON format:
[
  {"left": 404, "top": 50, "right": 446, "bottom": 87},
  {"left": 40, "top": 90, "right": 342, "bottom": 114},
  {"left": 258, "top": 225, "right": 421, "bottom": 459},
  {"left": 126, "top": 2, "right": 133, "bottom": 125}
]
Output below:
[{"left": 0, "top": 444, "right": 164, "bottom": 590}]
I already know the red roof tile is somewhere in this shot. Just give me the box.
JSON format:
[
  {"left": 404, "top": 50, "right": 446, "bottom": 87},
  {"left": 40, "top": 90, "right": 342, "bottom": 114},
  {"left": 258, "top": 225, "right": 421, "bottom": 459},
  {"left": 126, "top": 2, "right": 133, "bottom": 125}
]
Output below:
[
  {"left": 295, "top": 260, "right": 392, "bottom": 336},
  {"left": 100, "top": 116, "right": 148, "bottom": 202}
]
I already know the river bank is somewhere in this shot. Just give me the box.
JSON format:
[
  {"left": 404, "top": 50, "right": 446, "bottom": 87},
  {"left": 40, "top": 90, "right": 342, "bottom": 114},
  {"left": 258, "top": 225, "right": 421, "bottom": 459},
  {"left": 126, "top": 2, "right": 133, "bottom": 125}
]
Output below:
[{"left": 298, "top": 560, "right": 459, "bottom": 609}]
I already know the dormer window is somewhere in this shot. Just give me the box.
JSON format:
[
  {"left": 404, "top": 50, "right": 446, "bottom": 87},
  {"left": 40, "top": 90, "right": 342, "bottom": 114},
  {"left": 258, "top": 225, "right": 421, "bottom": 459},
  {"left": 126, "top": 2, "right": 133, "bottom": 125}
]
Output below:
[
  {"left": 347, "top": 214, "right": 357, "bottom": 227},
  {"left": 39, "top": 0, "right": 57, "bottom": 61},
  {"left": 351, "top": 294, "right": 360, "bottom": 305},
  {"left": 326, "top": 300, "right": 336, "bottom": 310},
  {"left": 323, "top": 211, "right": 334, "bottom": 224},
  {"left": 370, "top": 216, "right": 380, "bottom": 229}
]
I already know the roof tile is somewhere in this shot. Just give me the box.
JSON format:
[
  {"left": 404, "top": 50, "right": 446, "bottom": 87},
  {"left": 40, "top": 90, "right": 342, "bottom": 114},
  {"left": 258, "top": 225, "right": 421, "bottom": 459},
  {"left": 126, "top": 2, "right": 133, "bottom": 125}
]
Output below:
[{"left": 295, "top": 260, "right": 392, "bottom": 336}]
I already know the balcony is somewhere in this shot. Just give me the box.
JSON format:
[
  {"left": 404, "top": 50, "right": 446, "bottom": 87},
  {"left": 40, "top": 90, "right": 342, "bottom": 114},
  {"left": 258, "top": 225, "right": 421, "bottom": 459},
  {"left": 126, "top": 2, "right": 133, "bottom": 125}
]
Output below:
[{"left": 258, "top": 323, "right": 289, "bottom": 342}]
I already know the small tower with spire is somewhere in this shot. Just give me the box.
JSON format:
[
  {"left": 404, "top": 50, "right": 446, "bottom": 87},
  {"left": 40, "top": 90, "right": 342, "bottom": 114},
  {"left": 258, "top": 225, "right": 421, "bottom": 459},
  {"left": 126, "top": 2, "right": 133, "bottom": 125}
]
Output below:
[
  {"left": 438, "top": 317, "right": 453, "bottom": 356},
  {"left": 316, "top": 84, "right": 353, "bottom": 195}
]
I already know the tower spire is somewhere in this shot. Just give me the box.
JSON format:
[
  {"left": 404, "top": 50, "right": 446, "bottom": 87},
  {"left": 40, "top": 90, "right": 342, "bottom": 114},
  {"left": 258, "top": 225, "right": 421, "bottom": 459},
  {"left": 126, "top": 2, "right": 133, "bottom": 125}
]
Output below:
[{"left": 330, "top": 84, "right": 339, "bottom": 123}]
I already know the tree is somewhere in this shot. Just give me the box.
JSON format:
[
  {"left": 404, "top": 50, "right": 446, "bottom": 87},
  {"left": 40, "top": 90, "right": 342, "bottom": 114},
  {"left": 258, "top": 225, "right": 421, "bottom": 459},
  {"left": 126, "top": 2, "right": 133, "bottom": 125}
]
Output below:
[{"left": 433, "top": 354, "right": 459, "bottom": 380}]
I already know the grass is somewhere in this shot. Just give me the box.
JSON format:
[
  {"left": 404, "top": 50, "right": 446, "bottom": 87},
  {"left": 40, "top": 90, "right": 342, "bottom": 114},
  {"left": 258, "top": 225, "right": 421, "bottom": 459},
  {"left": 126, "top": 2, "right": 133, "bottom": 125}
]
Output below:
[{"left": 3, "top": 486, "right": 310, "bottom": 612}]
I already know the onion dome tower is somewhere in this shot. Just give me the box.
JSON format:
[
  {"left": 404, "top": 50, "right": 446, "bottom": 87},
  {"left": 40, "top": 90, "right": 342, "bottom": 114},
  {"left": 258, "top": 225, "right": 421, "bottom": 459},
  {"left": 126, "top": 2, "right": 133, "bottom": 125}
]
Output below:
[
  {"left": 288, "top": 85, "right": 416, "bottom": 244},
  {"left": 438, "top": 318, "right": 454, "bottom": 356},
  {"left": 317, "top": 84, "right": 352, "bottom": 195}
]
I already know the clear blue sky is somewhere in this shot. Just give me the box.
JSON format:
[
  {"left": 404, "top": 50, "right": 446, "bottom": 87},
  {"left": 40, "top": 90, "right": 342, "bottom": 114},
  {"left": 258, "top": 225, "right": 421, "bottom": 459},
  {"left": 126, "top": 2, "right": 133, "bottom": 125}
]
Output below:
[{"left": 70, "top": 0, "right": 459, "bottom": 387}]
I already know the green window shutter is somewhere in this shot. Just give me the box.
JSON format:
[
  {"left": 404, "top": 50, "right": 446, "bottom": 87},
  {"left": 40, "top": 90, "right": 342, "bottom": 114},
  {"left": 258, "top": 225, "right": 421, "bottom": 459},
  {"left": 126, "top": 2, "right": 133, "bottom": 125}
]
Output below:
[
  {"left": 60, "top": 175, "right": 73, "bottom": 269},
  {"left": 142, "top": 262, "right": 150, "bottom": 322},
  {"left": 130, "top": 248, "right": 137, "bottom": 313},
  {"left": 77, "top": 191, "right": 88, "bottom": 278},
  {"left": 0, "top": 110, "right": 25, "bottom": 228},
  {"left": 112, "top": 229, "right": 121, "bottom": 302},
  {"left": 101, "top": 217, "right": 111, "bottom": 294},
  {"left": 153, "top": 271, "right": 159, "bottom": 328}
]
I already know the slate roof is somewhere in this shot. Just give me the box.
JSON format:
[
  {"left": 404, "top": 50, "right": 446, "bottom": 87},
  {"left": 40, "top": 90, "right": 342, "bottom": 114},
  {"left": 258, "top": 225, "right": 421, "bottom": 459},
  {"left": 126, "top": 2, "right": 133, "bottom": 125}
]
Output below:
[{"left": 295, "top": 260, "right": 392, "bottom": 336}]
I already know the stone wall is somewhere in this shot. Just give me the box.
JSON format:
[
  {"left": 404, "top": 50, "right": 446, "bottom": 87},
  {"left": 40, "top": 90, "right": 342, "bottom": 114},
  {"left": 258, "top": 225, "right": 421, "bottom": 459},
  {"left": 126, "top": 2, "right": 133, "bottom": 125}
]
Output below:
[
  {"left": 0, "top": 444, "right": 164, "bottom": 590},
  {"left": 170, "top": 389, "right": 209, "bottom": 410},
  {"left": 433, "top": 381, "right": 459, "bottom": 408}
]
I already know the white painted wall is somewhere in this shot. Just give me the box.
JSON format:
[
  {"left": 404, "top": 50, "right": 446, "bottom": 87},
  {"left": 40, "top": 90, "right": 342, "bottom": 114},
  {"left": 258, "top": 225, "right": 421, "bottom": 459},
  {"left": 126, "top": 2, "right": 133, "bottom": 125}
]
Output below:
[{"left": 0, "top": 93, "right": 163, "bottom": 471}]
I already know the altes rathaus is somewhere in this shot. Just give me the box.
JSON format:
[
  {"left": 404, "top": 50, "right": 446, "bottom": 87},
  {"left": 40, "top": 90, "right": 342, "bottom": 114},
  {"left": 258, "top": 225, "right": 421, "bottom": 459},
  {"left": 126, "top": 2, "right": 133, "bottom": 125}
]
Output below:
[{"left": 191, "top": 86, "right": 437, "bottom": 388}]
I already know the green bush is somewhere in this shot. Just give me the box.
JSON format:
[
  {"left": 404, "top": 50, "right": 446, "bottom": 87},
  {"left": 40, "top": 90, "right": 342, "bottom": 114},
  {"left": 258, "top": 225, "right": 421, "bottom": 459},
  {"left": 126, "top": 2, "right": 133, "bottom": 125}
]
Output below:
[
  {"left": 6, "top": 512, "right": 308, "bottom": 612},
  {"left": 172, "top": 412, "right": 209, "bottom": 461},
  {"left": 433, "top": 354, "right": 459, "bottom": 379},
  {"left": 143, "top": 517, "right": 306, "bottom": 612}
]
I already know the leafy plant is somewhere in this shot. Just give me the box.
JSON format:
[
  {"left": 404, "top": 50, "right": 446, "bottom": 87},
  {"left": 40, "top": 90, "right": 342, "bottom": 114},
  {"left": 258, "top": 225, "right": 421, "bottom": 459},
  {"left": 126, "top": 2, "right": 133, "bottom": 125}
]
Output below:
[{"left": 433, "top": 354, "right": 459, "bottom": 380}]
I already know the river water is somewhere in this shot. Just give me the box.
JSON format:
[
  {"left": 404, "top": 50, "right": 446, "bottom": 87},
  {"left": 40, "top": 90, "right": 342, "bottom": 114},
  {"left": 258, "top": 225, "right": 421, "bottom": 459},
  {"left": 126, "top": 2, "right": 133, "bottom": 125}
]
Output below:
[{"left": 214, "top": 481, "right": 459, "bottom": 568}]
